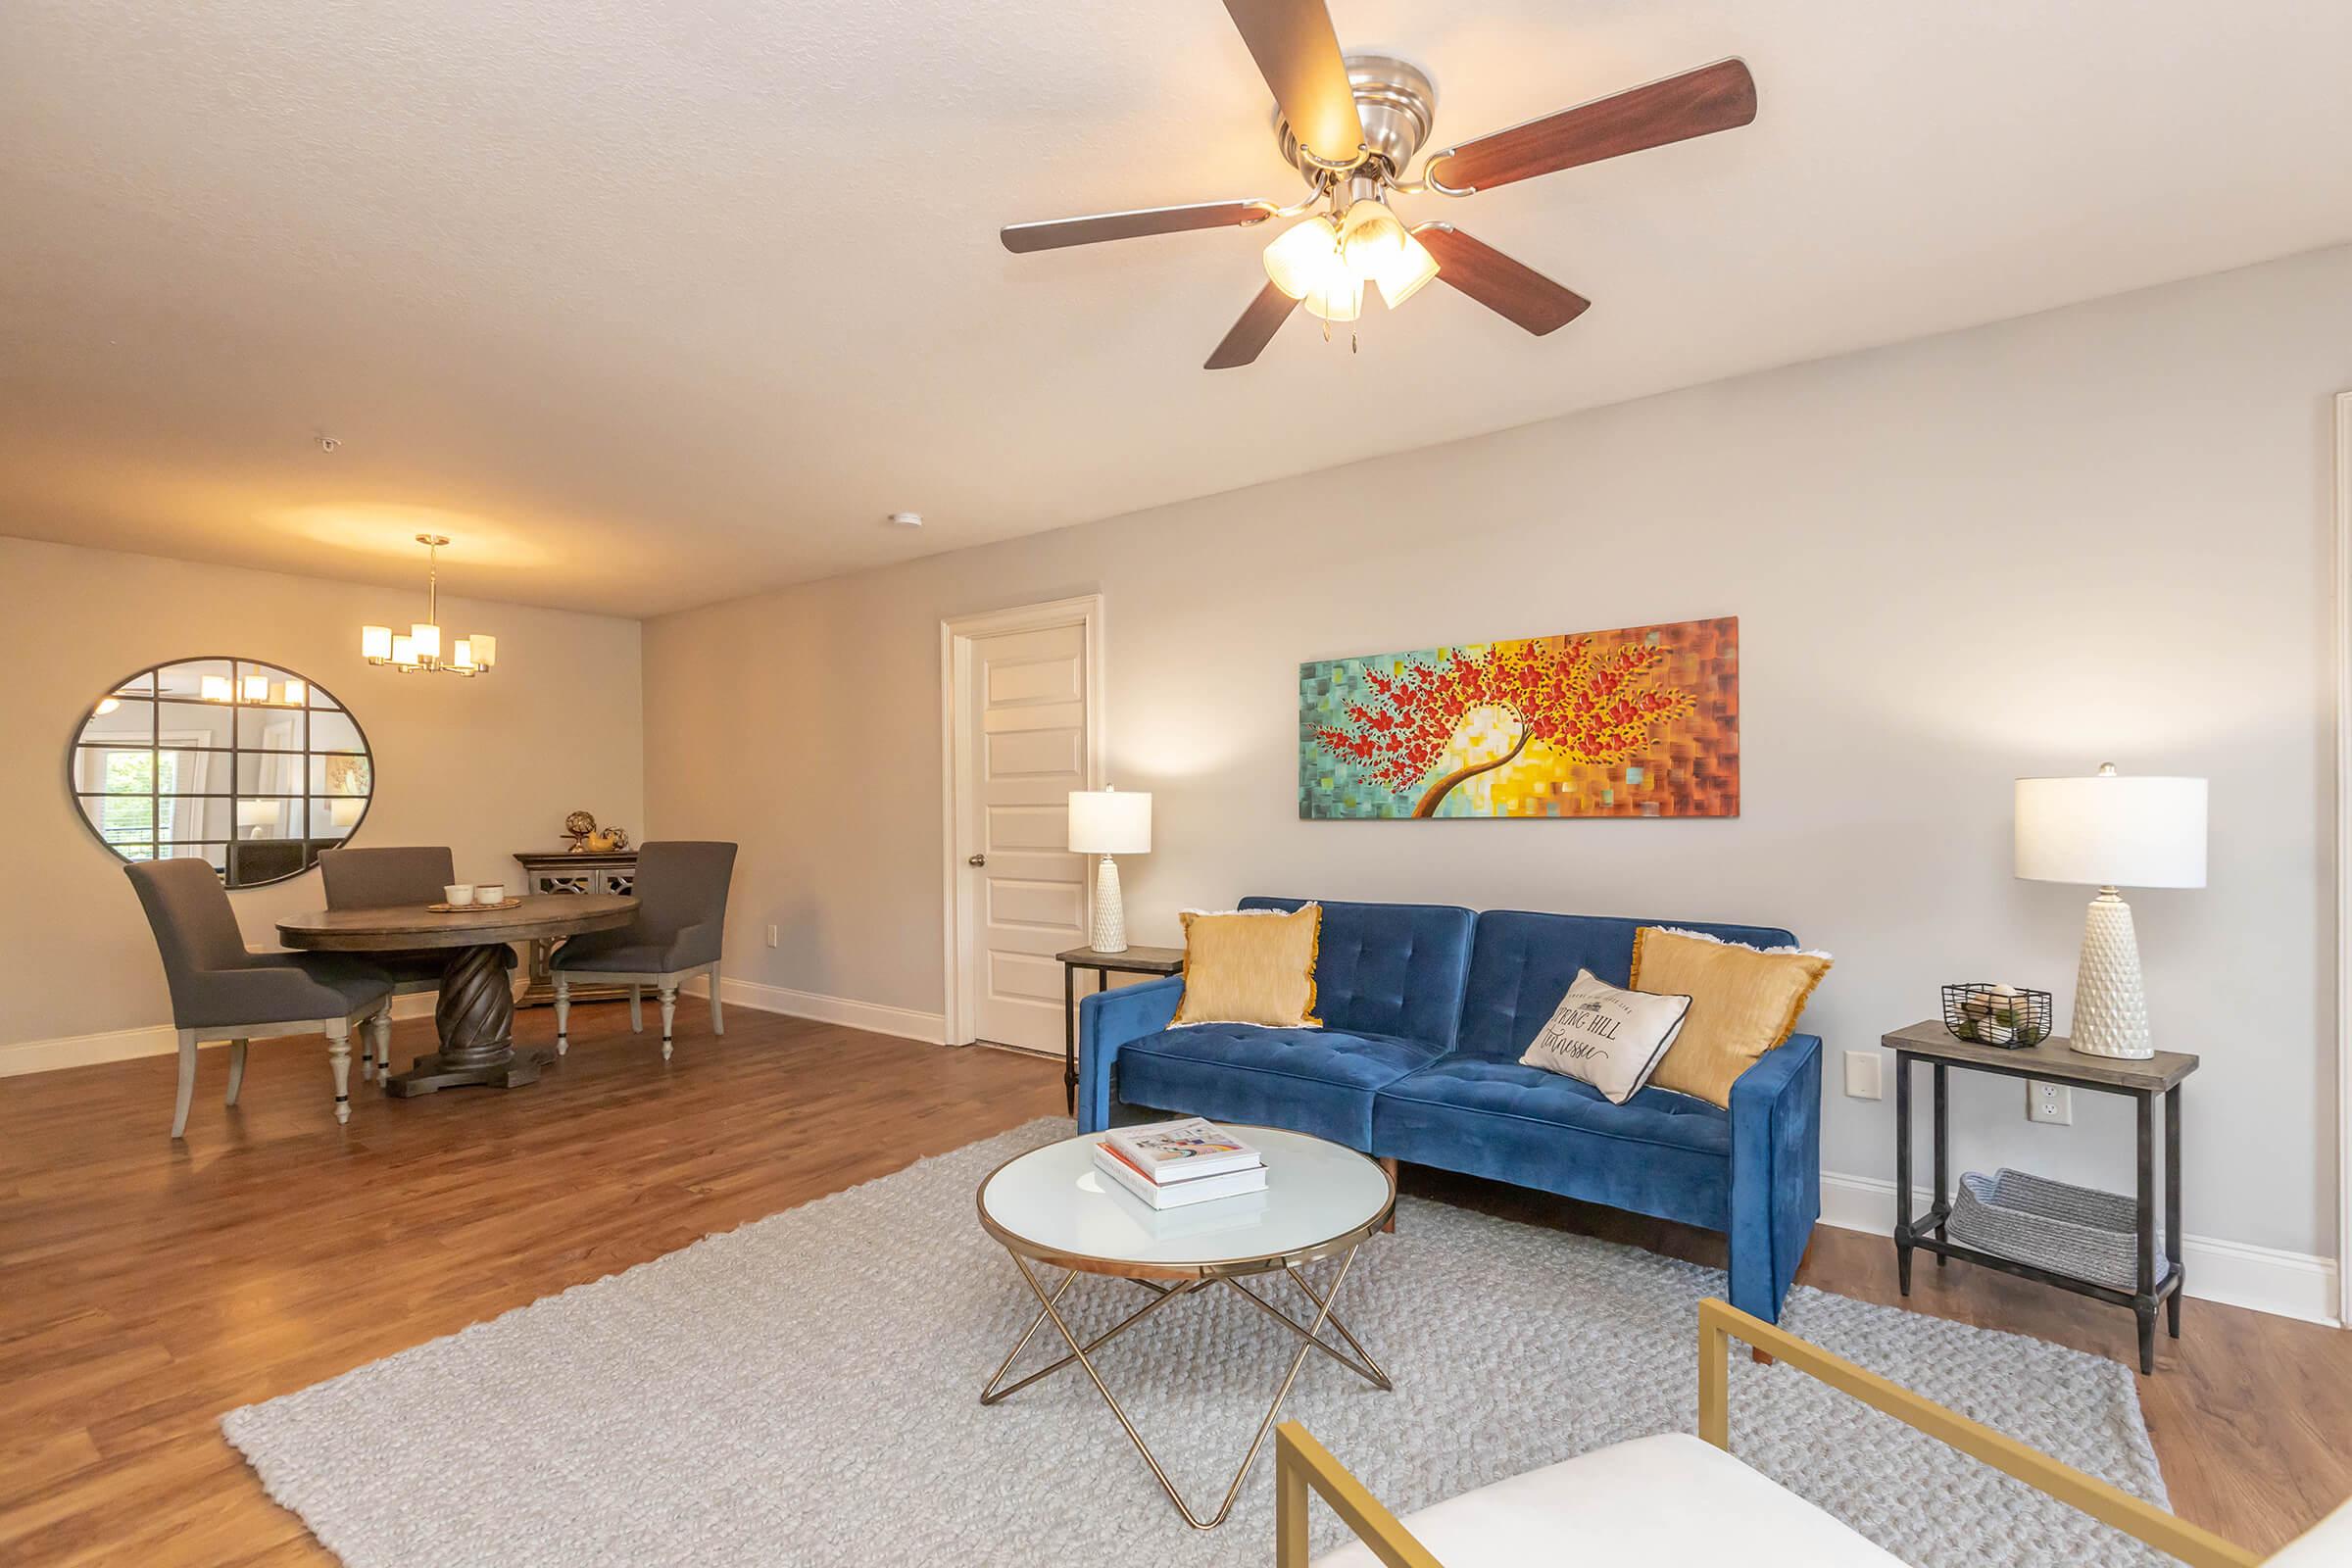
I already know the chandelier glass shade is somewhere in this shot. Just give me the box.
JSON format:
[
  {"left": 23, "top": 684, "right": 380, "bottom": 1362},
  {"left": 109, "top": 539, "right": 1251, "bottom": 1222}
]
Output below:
[
  {"left": 362, "top": 534, "right": 498, "bottom": 676},
  {"left": 1260, "top": 195, "right": 1441, "bottom": 321}
]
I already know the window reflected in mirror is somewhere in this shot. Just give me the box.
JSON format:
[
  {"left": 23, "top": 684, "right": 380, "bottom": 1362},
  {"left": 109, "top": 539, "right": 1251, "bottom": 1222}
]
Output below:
[{"left": 69, "top": 658, "right": 374, "bottom": 888}]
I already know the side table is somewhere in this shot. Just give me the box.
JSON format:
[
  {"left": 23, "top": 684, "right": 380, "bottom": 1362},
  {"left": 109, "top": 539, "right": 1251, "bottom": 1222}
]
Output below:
[
  {"left": 1882, "top": 1019, "right": 2198, "bottom": 1373},
  {"left": 1054, "top": 945, "right": 1184, "bottom": 1113}
]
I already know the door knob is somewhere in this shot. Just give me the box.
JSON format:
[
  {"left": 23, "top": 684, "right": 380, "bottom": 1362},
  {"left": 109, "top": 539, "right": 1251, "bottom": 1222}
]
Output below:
[{"left": 967, "top": 854, "right": 987, "bottom": 866}]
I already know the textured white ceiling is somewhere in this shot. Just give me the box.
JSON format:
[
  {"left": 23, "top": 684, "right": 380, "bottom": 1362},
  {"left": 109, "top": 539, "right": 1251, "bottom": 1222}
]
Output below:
[{"left": 4, "top": 1, "right": 2351, "bottom": 616}]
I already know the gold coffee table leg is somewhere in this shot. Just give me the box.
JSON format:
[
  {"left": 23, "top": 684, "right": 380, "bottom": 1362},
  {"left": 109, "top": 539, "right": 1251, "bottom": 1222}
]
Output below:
[
  {"left": 981, "top": 1275, "right": 1207, "bottom": 1405},
  {"left": 995, "top": 1247, "right": 1371, "bottom": 1531},
  {"left": 1219, "top": 1271, "right": 1391, "bottom": 1390}
]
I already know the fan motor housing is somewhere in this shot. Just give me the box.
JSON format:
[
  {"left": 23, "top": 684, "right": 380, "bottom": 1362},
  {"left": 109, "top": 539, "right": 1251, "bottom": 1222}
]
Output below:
[{"left": 1276, "top": 53, "right": 1436, "bottom": 180}]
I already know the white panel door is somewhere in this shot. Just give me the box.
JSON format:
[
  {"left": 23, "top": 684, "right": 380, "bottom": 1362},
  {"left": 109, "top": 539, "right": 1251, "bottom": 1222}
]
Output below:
[{"left": 961, "top": 623, "right": 1088, "bottom": 1052}]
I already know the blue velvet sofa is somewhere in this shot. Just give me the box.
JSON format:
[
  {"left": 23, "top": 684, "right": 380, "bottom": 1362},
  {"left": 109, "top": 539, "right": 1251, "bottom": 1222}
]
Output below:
[{"left": 1076, "top": 896, "right": 1824, "bottom": 1323}]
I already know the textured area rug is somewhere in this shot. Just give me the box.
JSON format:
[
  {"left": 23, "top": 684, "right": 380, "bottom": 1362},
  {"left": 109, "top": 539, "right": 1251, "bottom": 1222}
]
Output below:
[{"left": 224, "top": 1121, "right": 2168, "bottom": 1567}]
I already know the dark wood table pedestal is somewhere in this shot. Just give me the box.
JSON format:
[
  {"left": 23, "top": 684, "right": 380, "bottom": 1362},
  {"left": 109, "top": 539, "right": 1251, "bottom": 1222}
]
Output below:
[{"left": 386, "top": 943, "right": 547, "bottom": 1096}]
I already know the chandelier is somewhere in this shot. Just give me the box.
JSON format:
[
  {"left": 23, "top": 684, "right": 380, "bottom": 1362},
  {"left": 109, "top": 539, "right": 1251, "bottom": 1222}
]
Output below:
[{"left": 361, "top": 534, "right": 497, "bottom": 675}]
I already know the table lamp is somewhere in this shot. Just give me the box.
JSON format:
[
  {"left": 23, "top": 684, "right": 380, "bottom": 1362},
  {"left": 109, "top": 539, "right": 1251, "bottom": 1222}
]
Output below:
[
  {"left": 2014, "top": 763, "right": 2207, "bottom": 1058},
  {"left": 1067, "top": 787, "right": 1152, "bottom": 954}
]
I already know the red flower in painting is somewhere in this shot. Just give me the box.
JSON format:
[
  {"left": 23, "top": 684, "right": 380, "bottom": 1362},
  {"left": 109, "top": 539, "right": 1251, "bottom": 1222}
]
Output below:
[{"left": 1316, "top": 637, "right": 1695, "bottom": 816}]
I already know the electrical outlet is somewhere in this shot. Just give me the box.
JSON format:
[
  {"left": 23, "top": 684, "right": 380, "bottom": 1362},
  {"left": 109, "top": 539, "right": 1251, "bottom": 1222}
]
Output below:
[
  {"left": 2027, "top": 1080, "right": 2073, "bottom": 1125},
  {"left": 1843, "top": 1050, "right": 1883, "bottom": 1101},
  {"left": 765, "top": 924, "right": 779, "bottom": 949}
]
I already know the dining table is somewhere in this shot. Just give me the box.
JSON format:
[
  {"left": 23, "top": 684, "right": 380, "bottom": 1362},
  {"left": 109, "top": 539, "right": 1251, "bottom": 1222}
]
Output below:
[{"left": 276, "top": 893, "right": 637, "bottom": 1098}]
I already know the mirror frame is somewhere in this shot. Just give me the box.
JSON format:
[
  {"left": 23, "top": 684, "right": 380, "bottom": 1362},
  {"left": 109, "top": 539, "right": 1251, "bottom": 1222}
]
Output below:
[{"left": 65, "top": 655, "right": 377, "bottom": 889}]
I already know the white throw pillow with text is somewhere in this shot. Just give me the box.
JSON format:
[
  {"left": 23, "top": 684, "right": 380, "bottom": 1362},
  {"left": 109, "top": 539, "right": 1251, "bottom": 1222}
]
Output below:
[{"left": 1519, "top": 968, "right": 1693, "bottom": 1104}]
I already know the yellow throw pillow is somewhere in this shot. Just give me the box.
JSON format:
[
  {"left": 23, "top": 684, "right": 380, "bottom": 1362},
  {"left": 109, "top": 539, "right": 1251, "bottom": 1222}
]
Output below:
[
  {"left": 1170, "top": 906, "right": 1324, "bottom": 1029},
  {"left": 1633, "top": 926, "right": 1831, "bottom": 1108}
]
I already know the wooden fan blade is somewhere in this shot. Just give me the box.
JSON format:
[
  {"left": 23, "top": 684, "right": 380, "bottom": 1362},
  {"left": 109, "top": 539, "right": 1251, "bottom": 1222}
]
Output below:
[
  {"left": 1414, "top": 224, "right": 1591, "bottom": 335},
  {"left": 1001, "top": 200, "right": 1273, "bottom": 254},
  {"left": 1204, "top": 281, "right": 1298, "bottom": 369},
  {"left": 1222, "top": 0, "right": 1366, "bottom": 168},
  {"left": 1426, "top": 58, "right": 1756, "bottom": 192}
]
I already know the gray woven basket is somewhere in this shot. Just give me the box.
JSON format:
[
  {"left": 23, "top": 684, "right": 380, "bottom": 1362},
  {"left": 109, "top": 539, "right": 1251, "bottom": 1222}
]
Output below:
[{"left": 1946, "top": 1168, "right": 2161, "bottom": 1292}]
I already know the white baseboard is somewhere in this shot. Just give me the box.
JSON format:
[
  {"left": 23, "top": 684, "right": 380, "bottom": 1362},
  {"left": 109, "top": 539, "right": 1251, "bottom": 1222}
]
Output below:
[
  {"left": 0, "top": 1022, "right": 182, "bottom": 1076},
  {"left": 1819, "top": 1170, "right": 2343, "bottom": 1329},
  {"left": 681, "top": 975, "right": 946, "bottom": 1046},
  {"left": 0, "top": 995, "right": 444, "bottom": 1079}
]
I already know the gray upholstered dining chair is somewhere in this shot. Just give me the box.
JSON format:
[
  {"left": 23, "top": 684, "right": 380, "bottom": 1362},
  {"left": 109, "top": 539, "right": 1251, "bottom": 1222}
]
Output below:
[
  {"left": 124, "top": 858, "right": 396, "bottom": 1137},
  {"left": 552, "top": 841, "right": 737, "bottom": 1060},
  {"left": 317, "top": 845, "right": 515, "bottom": 1081}
]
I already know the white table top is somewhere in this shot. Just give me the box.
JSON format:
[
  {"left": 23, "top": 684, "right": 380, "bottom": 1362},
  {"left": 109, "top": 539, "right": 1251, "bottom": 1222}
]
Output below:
[{"left": 976, "top": 1127, "right": 1394, "bottom": 1279}]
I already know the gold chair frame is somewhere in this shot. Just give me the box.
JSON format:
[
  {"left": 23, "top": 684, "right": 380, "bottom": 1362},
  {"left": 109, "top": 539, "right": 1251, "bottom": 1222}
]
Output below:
[{"left": 1275, "top": 1298, "right": 2260, "bottom": 1568}]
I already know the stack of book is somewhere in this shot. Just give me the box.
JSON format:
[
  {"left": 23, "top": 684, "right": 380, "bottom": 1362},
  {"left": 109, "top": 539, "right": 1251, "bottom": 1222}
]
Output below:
[{"left": 1092, "top": 1117, "right": 1267, "bottom": 1209}]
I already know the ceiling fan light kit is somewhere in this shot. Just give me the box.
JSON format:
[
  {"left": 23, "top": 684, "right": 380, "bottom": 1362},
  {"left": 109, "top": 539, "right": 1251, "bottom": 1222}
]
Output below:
[{"left": 1001, "top": 1, "right": 1758, "bottom": 368}]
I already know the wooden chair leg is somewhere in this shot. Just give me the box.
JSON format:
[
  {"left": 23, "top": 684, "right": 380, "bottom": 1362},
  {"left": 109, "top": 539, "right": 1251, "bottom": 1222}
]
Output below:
[
  {"left": 172, "top": 1030, "right": 198, "bottom": 1139},
  {"left": 659, "top": 983, "right": 678, "bottom": 1060},
  {"left": 628, "top": 984, "right": 643, "bottom": 1033},
  {"left": 369, "top": 1004, "right": 392, "bottom": 1081},
  {"left": 224, "top": 1038, "right": 249, "bottom": 1106},
  {"left": 708, "top": 968, "right": 724, "bottom": 1035},
  {"left": 324, "top": 1021, "right": 353, "bottom": 1125},
  {"left": 553, "top": 972, "right": 570, "bottom": 1056}
]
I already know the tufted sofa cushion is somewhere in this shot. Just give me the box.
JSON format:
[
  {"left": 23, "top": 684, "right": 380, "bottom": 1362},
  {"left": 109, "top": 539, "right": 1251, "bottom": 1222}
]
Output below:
[
  {"left": 1237, "top": 897, "right": 1474, "bottom": 1050},
  {"left": 1117, "top": 1023, "right": 1445, "bottom": 1149},
  {"left": 1373, "top": 1056, "right": 1737, "bottom": 1229},
  {"left": 1453, "top": 909, "right": 1799, "bottom": 1061}
]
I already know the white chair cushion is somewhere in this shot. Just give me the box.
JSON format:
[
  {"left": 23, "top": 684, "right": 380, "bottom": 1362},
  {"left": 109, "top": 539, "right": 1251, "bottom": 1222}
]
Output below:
[
  {"left": 2267, "top": 1494, "right": 2352, "bottom": 1566},
  {"left": 1312, "top": 1432, "right": 1902, "bottom": 1568}
]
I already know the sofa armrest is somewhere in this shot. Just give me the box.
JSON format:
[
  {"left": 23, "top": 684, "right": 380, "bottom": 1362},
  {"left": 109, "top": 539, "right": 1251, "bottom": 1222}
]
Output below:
[
  {"left": 1077, "top": 974, "right": 1184, "bottom": 1133},
  {"left": 1725, "top": 1032, "right": 1824, "bottom": 1323}
]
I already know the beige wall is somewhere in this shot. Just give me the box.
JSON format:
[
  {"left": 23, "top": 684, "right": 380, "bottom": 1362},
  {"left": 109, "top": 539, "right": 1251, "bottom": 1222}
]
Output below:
[
  {"left": 647, "top": 243, "right": 2352, "bottom": 1263},
  {"left": 1, "top": 536, "right": 643, "bottom": 1052}
]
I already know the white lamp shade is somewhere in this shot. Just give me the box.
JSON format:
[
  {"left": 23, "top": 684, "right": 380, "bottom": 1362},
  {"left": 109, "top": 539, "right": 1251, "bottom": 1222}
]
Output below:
[
  {"left": 1067, "top": 789, "right": 1152, "bottom": 855},
  {"left": 2015, "top": 772, "right": 2207, "bottom": 889},
  {"left": 237, "top": 799, "right": 280, "bottom": 828}
]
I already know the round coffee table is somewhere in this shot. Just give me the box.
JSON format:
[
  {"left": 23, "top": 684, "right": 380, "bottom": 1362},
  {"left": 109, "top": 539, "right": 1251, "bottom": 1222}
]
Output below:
[
  {"left": 975, "top": 1127, "right": 1395, "bottom": 1530},
  {"left": 277, "top": 894, "right": 637, "bottom": 1098}
]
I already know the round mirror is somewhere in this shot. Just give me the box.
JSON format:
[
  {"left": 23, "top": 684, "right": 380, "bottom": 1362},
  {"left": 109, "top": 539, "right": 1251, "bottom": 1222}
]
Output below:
[{"left": 68, "top": 658, "right": 375, "bottom": 888}]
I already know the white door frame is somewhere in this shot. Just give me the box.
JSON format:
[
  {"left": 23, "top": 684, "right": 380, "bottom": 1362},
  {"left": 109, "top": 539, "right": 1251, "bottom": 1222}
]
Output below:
[
  {"left": 2334, "top": 390, "right": 2352, "bottom": 1323},
  {"left": 940, "top": 594, "right": 1106, "bottom": 1047}
]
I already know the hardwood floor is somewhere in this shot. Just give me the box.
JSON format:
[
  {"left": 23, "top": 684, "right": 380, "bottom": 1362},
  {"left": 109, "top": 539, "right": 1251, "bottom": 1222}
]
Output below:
[{"left": 1, "top": 1004, "right": 2344, "bottom": 1563}]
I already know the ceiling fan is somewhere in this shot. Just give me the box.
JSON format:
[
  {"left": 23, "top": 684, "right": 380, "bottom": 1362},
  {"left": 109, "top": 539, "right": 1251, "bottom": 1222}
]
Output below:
[{"left": 1001, "top": 1, "right": 1756, "bottom": 368}]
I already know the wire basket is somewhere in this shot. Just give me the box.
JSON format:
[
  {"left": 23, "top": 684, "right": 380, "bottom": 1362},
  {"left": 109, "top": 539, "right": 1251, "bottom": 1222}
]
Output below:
[{"left": 1941, "top": 984, "right": 2052, "bottom": 1049}]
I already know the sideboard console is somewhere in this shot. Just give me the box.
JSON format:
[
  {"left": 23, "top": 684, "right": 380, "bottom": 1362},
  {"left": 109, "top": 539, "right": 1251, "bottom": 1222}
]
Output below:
[{"left": 512, "top": 849, "right": 640, "bottom": 1008}]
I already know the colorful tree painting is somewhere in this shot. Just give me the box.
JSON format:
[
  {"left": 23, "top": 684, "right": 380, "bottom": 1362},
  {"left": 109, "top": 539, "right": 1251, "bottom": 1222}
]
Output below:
[{"left": 1299, "top": 619, "right": 1739, "bottom": 819}]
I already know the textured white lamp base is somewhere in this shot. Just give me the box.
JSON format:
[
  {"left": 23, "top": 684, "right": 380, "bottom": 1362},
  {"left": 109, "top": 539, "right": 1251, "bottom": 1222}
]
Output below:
[
  {"left": 1090, "top": 857, "right": 1128, "bottom": 954},
  {"left": 2070, "top": 889, "right": 2152, "bottom": 1059}
]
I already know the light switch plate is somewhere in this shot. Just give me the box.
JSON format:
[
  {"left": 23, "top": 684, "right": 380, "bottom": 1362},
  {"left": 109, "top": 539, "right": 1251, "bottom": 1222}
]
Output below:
[
  {"left": 1843, "top": 1050, "right": 1883, "bottom": 1101},
  {"left": 2028, "top": 1080, "right": 2073, "bottom": 1125},
  {"left": 765, "top": 924, "right": 779, "bottom": 948}
]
